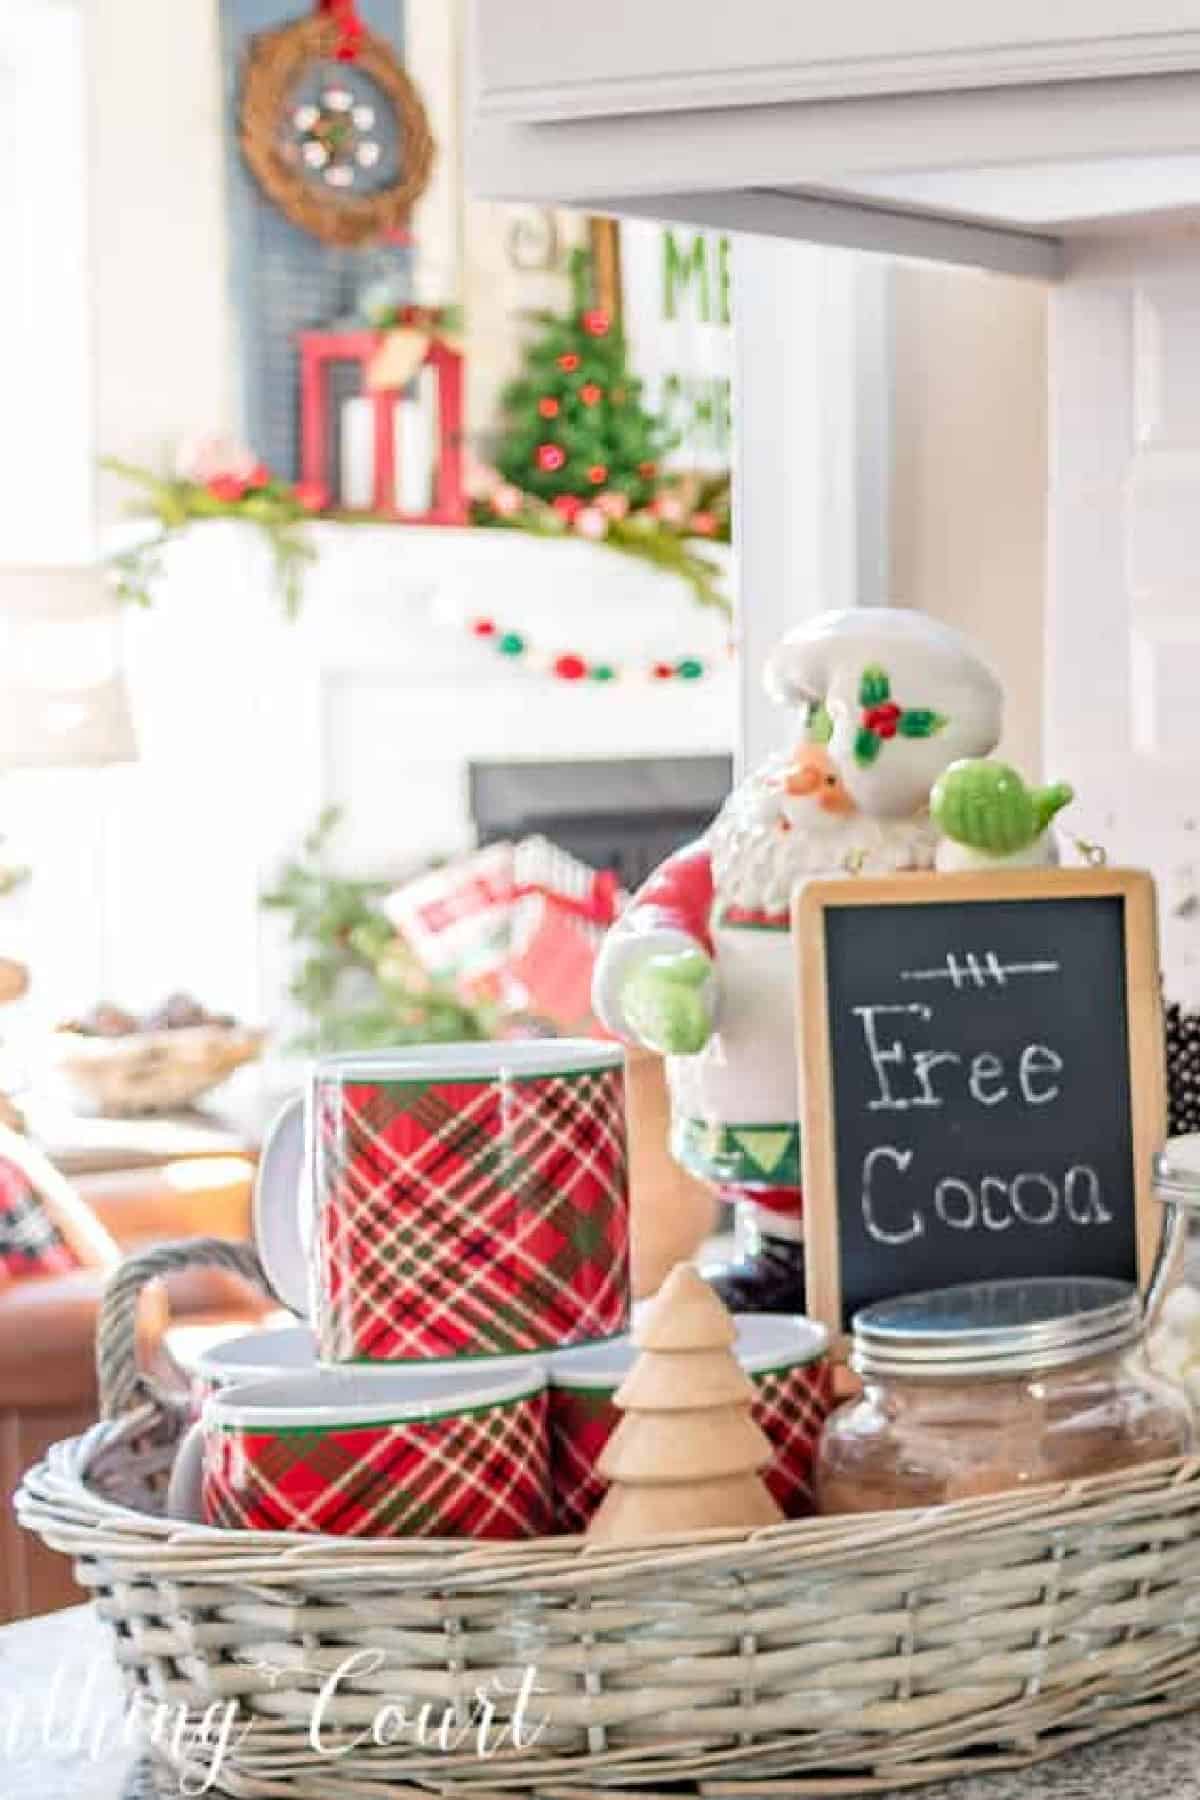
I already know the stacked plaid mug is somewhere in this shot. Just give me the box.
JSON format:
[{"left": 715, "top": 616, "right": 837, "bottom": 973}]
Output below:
[{"left": 169, "top": 1040, "right": 833, "bottom": 1539}]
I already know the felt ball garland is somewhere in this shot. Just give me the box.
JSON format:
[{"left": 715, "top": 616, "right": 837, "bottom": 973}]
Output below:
[{"left": 469, "top": 616, "right": 718, "bottom": 685}]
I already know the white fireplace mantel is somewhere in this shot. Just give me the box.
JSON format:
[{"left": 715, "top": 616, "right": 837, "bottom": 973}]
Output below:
[{"left": 4, "top": 521, "right": 736, "bottom": 1050}]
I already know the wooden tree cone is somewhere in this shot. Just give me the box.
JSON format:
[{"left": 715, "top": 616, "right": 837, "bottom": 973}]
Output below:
[
  {"left": 589, "top": 1472, "right": 783, "bottom": 1543},
  {"left": 634, "top": 1263, "right": 736, "bottom": 1352},
  {"left": 587, "top": 1261, "right": 784, "bottom": 1544},
  {"left": 614, "top": 1346, "right": 756, "bottom": 1413},
  {"left": 598, "top": 1405, "right": 773, "bottom": 1484}
]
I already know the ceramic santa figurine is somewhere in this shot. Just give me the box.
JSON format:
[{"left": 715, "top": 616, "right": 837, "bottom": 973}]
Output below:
[{"left": 592, "top": 608, "right": 1004, "bottom": 1311}]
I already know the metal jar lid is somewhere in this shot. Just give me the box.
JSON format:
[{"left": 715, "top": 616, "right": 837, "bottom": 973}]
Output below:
[
  {"left": 1154, "top": 1136, "right": 1200, "bottom": 1206},
  {"left": 850, "top": 1277, "right": 1145, "bottom": 1381}
]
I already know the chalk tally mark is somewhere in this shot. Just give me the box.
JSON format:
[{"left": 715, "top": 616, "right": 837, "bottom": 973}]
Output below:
[{"left": 900, "top": 952, "right": 1060, "bottom": 991}]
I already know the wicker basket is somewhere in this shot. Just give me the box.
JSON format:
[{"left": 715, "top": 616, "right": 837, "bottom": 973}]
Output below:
[
  {"left": 52, "top": 1025, "right": 265, "bottom": 1115},
  {"left": 16, "top": 1236, "right": 1200, "bottom": 1799}
]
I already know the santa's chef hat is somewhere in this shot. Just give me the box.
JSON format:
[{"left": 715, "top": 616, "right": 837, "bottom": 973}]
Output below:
[{"left": 764, "top": 607, "right": 1004, "bottom": 819}]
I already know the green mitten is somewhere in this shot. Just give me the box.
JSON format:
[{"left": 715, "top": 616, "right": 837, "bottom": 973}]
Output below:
[{"left": 621, "top": 947, "right": 714, "bottom": 1056}]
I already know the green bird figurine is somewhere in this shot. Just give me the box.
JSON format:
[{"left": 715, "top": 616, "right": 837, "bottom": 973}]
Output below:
[{"left": 931, "top": 759, "right": 1074, "bottom": 871}]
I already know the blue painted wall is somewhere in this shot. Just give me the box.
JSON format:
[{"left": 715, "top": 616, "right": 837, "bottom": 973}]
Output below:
[{"left": 218, "top": 1, "right": 410, "bottom": 479}]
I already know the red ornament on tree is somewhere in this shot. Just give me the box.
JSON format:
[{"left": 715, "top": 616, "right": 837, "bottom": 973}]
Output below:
[
  {"left": 587, "top": 463, "right": 609, "bottom": 485},
  {"left": 553, "top": 494, "right": 584, "bottom": 522},
  {"left": 638, "top": 460, "right": 658, "bottom": 480},
  {"left": 537, "top": 396, "right": 560, "bottom": 418},
  {"left": 536, "top": 443, "right": 567, "bottom": 473},
  {"left": 582, "top": 309, "right": 610, "bottom": 337},
  {"left": 557, "top": 352, "right": 581, "bottom": 373},
  {"left": 552, "top": 654, "right": 588, "bottom": 681},
  {"left": 579, "top": 383, "right": 602, "bottom": 407}
]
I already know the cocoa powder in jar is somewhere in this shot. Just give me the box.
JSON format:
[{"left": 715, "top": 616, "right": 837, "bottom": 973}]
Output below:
[{"left": 816, "top": 1280, "right": 1195, "bottom": 1516}]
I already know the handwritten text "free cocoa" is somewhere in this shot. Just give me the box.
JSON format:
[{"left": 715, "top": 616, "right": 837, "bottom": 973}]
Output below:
[{"left": 852, "top": 1003, "right": 1110, "bottom": 1246}]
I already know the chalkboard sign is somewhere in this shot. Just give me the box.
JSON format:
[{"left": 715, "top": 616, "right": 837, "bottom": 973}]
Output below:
[{"left": 796, "top": 868, "right": 1165, "bottom": 1340}]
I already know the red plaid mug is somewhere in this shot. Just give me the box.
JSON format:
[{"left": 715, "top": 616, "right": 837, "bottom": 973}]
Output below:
[
  {"left": 167, "top": 1362, "right": 553, "bottom": 1538},
  {"left": 254, "top": 1041, "right": 631, "bottom": 1364},
  {"left": 548, "top": 1313, "right": 832, "bottom": 1532}
]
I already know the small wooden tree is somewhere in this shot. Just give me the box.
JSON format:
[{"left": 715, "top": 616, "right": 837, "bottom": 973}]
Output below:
[{"left": 588, "top": 1263, "right": 784, "bottom": 1543}]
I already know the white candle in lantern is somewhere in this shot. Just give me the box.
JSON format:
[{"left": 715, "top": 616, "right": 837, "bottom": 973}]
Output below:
[
  {"left": 394, "top": 364, "right": 438, "bottom": 515},
  {"left": 339, "top": 394, "right": 376, "bottom": 510}
]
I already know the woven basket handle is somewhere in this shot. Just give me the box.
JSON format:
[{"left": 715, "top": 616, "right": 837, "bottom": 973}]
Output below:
[{"left": 97, "top": 1236, "right": 278, "bottom": 1421}]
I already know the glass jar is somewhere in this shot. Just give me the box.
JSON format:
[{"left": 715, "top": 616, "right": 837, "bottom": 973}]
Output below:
[{"left": 816, "top": 1277, "right": 1195, "bottom": 1515}]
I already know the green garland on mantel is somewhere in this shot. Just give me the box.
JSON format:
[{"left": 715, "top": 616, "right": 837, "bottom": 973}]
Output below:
[
  {"left": 469, "top": 473, "right": 731, "bottom": 618},
  {"left": 103, "top": 457, "right": 732, "bottom": 621},
  {"left": 103, "top": 457, "right": 321, "bottom": 617}
]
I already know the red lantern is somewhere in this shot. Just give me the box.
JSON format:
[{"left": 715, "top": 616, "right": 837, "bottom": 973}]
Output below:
[{"left": 299, "top": 329, "right": 466, "bottom": 524}]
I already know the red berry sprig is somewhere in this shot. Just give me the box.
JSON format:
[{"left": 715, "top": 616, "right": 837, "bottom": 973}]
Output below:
[{"left": 855, "top": 666, "right": 946, "bottom": 765}]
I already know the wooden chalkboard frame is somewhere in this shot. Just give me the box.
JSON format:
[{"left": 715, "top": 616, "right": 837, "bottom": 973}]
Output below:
[{"left": 795, "top": 867, "right": 1166, "bottom": 1344}]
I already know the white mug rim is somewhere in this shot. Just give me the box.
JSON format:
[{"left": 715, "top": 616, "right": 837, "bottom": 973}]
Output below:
[
  {"left": 548, "top": 1314, "right": 830, "bottom": 1390},
  {"left": 734, "top": 1312, "right": 830, "bottom": 1374},
  {"left": 307, "top": 1037, "right": 623, "bottom": 1083},
  {"left": 205, "top": 1361, "right": 547, "bottom": 1431},
  {"left": 190, "top": 1324, "right": 317, "bottom": 1386}
]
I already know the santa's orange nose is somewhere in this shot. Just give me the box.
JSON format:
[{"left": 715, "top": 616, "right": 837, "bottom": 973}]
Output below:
[
  {"left": 784, "top": 746, "right": 857, "bottom": 816},
  {"left": 786, "top": 764, "right": 822, "bottom": 797}
]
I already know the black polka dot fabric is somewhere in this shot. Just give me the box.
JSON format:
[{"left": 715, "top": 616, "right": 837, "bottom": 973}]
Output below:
[{"left": 1167, "top": 1002, "right": 1200, "bottom": 1137}]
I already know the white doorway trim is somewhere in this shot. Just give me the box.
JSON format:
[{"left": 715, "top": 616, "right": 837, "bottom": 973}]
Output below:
[{"left": 732, "top": 239, "right": 894, "bottom": 771}]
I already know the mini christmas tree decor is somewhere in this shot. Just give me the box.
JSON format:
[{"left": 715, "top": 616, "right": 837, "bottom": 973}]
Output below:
[
  {"left": 494, "top": 250, "right": 671, "bottom": 511},
  {"left": 588, "top": 1264, "right": 784, "bottom": 1543}
]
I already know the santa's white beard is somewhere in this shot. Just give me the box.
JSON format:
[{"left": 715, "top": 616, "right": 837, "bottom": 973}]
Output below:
[{"left": 708, "top": 751, "right": 939, "bottom": 913}]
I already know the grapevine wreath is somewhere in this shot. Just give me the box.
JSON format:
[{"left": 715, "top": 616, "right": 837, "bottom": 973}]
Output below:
[{"left": 239, "top": 4, "right": 434, "bottom": 248}]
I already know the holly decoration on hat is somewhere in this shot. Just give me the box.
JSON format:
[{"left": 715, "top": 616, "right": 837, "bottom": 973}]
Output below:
[
  {"left": 854, "top": 665, "right": 946, "bottom": 766},
  {"left": 494, "top": 248, "right": 671, "bottom": 509}
]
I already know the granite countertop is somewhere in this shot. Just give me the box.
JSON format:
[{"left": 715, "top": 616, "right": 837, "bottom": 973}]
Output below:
[{"left": 5, "top": 1605, "right": 1200, "bottom": 1800}]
